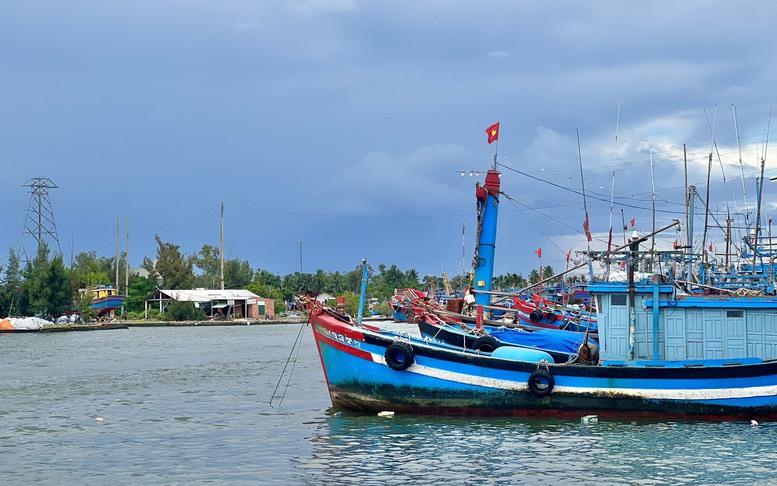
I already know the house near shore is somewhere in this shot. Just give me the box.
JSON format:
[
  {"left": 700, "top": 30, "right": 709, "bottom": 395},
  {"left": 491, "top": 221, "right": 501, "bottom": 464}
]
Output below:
[{"left": 144, "top": 289, "right": 275, "bottom": 320}]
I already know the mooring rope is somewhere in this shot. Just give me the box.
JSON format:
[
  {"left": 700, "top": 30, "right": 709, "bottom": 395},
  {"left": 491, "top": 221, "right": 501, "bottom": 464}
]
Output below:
[{"left": 269, "top": 306, "right": 310, "bottom": 408}]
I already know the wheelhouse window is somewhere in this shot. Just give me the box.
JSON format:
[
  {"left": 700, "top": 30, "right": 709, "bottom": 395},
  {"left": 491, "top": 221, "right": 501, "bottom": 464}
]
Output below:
[{"left": 611, "top": 294, "right": 627, "bottom": 306}]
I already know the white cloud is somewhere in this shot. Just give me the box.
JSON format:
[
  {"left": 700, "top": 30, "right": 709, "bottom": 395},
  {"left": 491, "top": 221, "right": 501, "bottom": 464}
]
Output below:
[
  {"left": 488, "top": 50, "right": 509, "bottom": 58},
  {"left": 286, "top": 0, "right": 359, "bottom": 16}
]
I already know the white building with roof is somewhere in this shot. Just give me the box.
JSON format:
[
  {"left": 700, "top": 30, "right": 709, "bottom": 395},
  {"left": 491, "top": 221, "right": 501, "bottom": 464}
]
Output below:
[{"left": 144, "top": 289, "right": 274, "bottom": 320}]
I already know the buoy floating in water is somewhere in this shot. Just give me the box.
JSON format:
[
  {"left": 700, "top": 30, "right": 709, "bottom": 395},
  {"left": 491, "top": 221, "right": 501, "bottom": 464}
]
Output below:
[
  {"left": 377, "top": 411, "right": 395, "bottom": 418},
  {"left": 751, "top": 420, "right": 759, "bottom": 426},
  {"left": 95, "top": 417, "right": 104, "bottom": 422}
]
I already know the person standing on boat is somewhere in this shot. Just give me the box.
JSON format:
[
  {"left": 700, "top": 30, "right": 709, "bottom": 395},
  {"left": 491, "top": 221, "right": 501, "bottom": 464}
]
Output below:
[{"left": 462, "top": 287, "right": 476, "bottom": 316}]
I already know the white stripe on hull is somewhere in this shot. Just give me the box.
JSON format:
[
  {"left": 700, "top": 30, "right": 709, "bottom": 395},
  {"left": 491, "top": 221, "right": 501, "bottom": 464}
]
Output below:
[{"left": 370, "top": 352, "right": 777, "bottom": 401}]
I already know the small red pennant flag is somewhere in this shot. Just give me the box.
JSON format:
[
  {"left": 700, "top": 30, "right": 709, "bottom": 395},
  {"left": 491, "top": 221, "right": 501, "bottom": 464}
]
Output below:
[
  {"left": 535, "top": 248, "right": 542, "bottom": 258},
  {"left": 566, "top": 249, "right": 571, "bottom": 262},
  {"left": 583, "top": 213, "right": 592, "bottom": 242},
  {"left": 630, "top": 217, "right": 636, "bottom": 228}
]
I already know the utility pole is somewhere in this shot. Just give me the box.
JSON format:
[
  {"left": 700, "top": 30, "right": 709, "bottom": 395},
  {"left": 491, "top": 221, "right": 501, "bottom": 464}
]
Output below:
[
  {"left": 116, "top": 216, "right": 120, "bottom": 291},
  {"left": 220, "top": 203, "right": 225, "bottom": 290},
  {"left": 126, "top": 216, "right": 130, "bottom": 296},
  {"left": 299, "top": 239, "right": 303, "bottom": 273}
]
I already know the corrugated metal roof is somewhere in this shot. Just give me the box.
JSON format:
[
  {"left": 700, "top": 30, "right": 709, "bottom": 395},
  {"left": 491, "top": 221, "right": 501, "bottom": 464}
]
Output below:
[{"left": 159, "top": 289, "right": 261, "bottom": 303}]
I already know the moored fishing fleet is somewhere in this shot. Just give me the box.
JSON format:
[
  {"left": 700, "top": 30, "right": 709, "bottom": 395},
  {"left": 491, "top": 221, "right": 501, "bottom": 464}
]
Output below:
[{"left": 302, "top": 122, "right": 777, "bottom": 421}]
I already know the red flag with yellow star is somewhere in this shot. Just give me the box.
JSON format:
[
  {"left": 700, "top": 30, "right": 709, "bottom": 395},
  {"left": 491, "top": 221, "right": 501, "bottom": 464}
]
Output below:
[{"left": 486, "top": 122, "right": 500, "bottom": 144}]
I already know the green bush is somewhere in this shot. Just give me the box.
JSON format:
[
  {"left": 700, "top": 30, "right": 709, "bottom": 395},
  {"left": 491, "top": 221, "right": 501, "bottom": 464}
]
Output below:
[{"left": 161, "top": 301, "right": 206, "bottom": 321}]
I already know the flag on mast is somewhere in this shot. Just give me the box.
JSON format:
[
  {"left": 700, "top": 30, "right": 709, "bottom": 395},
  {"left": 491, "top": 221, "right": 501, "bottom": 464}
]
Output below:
[
  {"left": 583, "top": 213, "right": 592, "bottom": 242},
  {"left": 535, "top": 248, "right": 542, "bottom": 258},
  {"left": 486, "top": 122, "right": 500, "bottom": 144}
]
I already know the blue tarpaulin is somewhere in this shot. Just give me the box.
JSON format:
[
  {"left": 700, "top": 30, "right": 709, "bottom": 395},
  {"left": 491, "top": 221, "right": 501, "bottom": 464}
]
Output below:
[{"left": 489, "top": 327, "right": 597, "bottom": 354}]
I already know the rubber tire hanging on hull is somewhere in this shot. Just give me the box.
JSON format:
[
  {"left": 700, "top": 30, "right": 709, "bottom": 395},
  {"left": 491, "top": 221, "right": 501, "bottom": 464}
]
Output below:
[
  {"left": 529, "top": 310, "right": 543, "bottom": 323},
  {"left": 527, "top": 369, "right": 555, "bottom": 397},
  {"left": 385, "top": 342, "right": 414, "bottom": 371},
  {"left": 472, "top": 335, "right": 501, "bottom": 353}
]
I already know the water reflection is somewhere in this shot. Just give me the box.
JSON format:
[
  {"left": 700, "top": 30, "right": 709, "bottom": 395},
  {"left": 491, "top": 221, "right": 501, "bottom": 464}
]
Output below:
[{"left": 301, "top": 412, "right": 777, "bottom": 485}]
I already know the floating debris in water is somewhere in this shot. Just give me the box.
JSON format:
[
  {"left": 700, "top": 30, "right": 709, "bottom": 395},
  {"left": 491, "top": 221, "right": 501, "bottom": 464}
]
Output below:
[
  {"left": 95, "top": 417, "right": 104, "bottom": 422},
  {"left": 751, "top": 420, "right": 759, "bottom": 426},
  {"left": 581, "top": 415, "right": 598, "bottom": 425},
  {"left": 377, "top": 411, "right": 395, "bottom": 418}
]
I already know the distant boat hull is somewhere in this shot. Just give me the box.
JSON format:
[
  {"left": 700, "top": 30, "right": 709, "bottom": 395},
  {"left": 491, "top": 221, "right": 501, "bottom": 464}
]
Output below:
[{"left": 90, "top": 295, "right": 125, "bottom": 311}]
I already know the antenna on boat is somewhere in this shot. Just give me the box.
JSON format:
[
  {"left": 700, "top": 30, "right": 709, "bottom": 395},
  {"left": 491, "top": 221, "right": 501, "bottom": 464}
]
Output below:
[
  {"left": 605, "top": 170, "right": 616, "bottom": 281},
  {"left": 700, "top": 107, "right": 715, "bottom": 269},
  {"left": 733, "top": 105, "right": 750, "bottom": 229},
  {"left": 605, "top": 104, "right": 620, "bottom": 281},
  {"left": 705, "top": 107, "right": 734, "bottom": 268},
  {"left": 650, "top": 148, "right": 656, "bottom": 268},
  {"left": 461, "top": 223, "right": 466, "bottom": 277},
  {"left": 577, "top": 129, "right": 592, "bottom": 254},
  {"left": 751, "top": 106, "right": 772, "bottom": 276}
]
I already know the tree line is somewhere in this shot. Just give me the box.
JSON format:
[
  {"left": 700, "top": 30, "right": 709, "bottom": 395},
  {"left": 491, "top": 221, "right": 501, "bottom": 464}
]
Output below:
[{"left": 0, "top": 235, "right": 567, "bottom": 320}]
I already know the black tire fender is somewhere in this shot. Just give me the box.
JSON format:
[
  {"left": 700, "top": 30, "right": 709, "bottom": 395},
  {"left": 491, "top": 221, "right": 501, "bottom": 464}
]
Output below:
[
  {"left": 385, "top": 342, "right": 414, "bottom": 371},
  {"left": 472, "top": 335, "right": 501, "bottom": 353},
  {"left": 529, "top": 310, "right": 542, "bottom": 323},
  {"left": 528, "top": 369, "right": 555, "bottom": 397},
  {"left": 544, "top": 311, "right": 556, "bottom": 324}
]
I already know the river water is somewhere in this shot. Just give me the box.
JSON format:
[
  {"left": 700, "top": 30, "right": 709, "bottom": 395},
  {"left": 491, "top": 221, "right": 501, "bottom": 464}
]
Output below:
[{"left": 2, "top": 323, "right": 776, "bottom": 485}]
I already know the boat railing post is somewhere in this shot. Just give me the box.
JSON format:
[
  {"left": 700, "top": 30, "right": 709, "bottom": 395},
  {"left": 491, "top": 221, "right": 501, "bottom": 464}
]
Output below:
[
  {"left": 357, "top": 258, "right": 368, "bottom": 326},
  {"left": 627, "top": 233, "right": 639, "bottom": 360},
  {"left": 652, "top": 276, "right": 660, "bottom": 360},
  {"left": 476, "top": 305, "right": 484, "bottom": 330}
]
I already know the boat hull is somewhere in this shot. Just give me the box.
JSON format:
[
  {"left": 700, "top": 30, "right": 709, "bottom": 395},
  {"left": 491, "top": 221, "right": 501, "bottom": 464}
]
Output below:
[
  {"left": 312, "top": 309, "right": 777, "bottom": 419},
  {"left": 90, "top": 295, "right": 125, "bottom": 310}
]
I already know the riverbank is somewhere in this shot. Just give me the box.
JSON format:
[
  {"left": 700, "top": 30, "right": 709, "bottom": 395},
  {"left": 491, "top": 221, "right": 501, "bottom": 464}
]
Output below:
[
  {"left": 124, "top": 318, "right": 306, "bottom": 327},
  {"left": 0, "top": 317, "right": 308, "bottom": 333},
  {"left": 1, "top": 314, "right": 394, "bottom": 333}
]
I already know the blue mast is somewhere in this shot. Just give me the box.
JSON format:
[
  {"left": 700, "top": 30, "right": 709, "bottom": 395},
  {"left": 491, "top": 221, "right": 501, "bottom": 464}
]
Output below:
[
  {"left": 473, "top": 170, "right": 501, "bottom": 307},
  {"left": 357, "top": 258, "right": 368, "bottom": 326}
]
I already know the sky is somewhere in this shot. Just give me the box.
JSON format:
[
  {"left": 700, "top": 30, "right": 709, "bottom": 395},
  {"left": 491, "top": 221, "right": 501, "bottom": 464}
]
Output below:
[{"left": 2, "top": 1, "right": 777, "bottom": 281}]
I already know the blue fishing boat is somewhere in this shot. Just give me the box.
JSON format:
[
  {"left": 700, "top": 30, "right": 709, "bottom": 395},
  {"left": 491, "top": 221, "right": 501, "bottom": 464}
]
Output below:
[
  {"left": 306, "top": 299, "right": 777, "bottom": 419},
  {"left": 305, "top": 167, "right": 777, "bottom": 419},
  {"left": 511, "top": 296, "right": 598, "bottom": 333}
]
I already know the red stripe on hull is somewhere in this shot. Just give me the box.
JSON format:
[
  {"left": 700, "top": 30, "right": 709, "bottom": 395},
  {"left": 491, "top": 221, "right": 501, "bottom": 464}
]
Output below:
[{"left": 314, "top": 326, "right": 374, "bottom": 362}]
